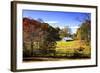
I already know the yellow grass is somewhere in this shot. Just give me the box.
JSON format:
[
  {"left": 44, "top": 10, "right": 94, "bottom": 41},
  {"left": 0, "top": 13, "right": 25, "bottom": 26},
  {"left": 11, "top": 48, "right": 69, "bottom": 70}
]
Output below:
[{"left": 56, "top": 40, "right": 91, "bottom": 55}]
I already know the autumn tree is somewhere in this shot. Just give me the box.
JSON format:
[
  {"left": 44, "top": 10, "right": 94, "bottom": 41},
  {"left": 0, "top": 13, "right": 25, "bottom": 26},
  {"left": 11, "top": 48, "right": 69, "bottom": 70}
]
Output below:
[
  {"left": 76, "top": 13, "right": 91, "bottom": 45},
  {"left": 39, "top": 24, "right": 60, "bottom": 56},
  {"left": 76, "top": 20, "right": 91, "bottom": 44},
  {"left": 23, "top": 17, "right": 59, "bottom": 57}
]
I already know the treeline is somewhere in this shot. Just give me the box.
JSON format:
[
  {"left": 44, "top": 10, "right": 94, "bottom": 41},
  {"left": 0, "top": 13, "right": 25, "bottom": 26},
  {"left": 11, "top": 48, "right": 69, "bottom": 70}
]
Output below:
[
  {"left": 23, "top": 17, "right": 60, "bottom": 57},
  {"left": 76, "top": 20, "right": 91, "bottom": 44}
]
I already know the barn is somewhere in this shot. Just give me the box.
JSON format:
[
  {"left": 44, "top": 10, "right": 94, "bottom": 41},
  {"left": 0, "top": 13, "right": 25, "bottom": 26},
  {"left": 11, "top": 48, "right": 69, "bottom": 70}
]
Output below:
[{"left": 62, "top": 37, "right": 73, "bottom": 41}]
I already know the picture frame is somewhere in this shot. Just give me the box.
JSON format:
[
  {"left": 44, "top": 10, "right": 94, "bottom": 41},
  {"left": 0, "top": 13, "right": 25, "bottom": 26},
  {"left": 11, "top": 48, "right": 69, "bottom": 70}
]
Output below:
[{"left": 11, "top": 1, "right": 98, "bottom": 72}]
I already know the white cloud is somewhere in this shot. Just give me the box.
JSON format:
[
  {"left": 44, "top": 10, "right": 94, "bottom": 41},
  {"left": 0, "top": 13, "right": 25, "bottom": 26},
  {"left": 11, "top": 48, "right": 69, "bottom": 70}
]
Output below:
[
  {"left": 44, "top": 21, "right": 59, "bottom": 24},
  {"left": 59, "top": 26, "right": 64, "bottom": 29},
  {"left": 70, "top": 26, "right": 79, "bottom": 29},
  {"left": 70, "top": 26, "right": 79, "bottom": 34},
  {"left": 44, "top": 20, "right": 61, "bottom": 28}
]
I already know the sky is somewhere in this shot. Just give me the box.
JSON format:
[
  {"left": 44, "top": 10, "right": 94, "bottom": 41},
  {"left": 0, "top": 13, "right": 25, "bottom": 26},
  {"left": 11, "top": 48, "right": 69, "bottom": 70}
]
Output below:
[{"left": 23, "top": 10, "right": 91, "bottom": 34}]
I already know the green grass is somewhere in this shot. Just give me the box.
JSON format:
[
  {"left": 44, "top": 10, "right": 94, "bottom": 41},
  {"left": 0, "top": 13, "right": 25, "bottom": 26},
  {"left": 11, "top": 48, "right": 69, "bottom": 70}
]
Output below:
[
  {"left": 55, "top": 40, "right": 91, "bottom": 57},
  {"left": 56, "top": 40, "right": 81, "bottom": 51},
  {"left": 57, "top": 40, "right": 80, "bottom": 47}
]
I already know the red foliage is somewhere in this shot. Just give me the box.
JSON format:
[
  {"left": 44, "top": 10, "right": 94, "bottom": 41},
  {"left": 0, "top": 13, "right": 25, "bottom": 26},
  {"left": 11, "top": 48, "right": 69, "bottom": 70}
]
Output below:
[
  {"left": 23, "top": 18, "right": 30, "bottom": 26},
  {"left": 23, "top": 17, "right": 42, "bottom": 32}
]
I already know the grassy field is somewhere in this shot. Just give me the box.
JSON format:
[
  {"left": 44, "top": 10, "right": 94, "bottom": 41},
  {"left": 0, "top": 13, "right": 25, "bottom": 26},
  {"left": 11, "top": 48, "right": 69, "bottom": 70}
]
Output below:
[
  {"left": 55, "top": 40, "right": 91, "bottom": 58},
  {"left": 23, "top": 40, "right": 91, "bottom": 62}
]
